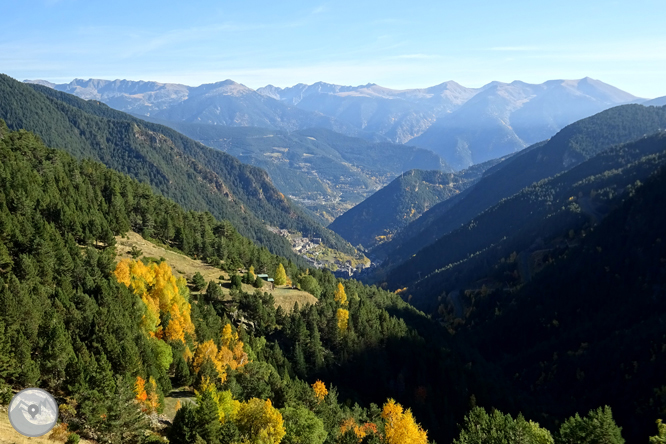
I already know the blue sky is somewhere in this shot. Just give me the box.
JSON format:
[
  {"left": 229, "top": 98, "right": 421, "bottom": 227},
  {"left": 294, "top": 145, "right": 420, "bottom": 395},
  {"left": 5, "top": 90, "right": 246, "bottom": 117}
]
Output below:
[{"left": 2, "top": 0, "right": 665, "bottom": 98}]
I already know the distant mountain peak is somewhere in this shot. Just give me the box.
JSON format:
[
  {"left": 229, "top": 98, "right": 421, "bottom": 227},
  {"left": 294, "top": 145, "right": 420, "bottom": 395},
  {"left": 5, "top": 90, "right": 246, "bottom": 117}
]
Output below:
[{"left": 24, "top": 79, "right": 55, "bottom": 89}]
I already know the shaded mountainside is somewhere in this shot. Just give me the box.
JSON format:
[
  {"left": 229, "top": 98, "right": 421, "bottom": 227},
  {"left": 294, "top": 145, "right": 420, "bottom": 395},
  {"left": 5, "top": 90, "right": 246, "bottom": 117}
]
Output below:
[
  {"left": 328, "top": 159, "right": 503, "bottom": 249},
  {"left": 444, "top": 161, "right": 666, "bottom": 443},
  {"left": 386, "top": 130, "right": 666, "bottom": 304},
  {"left": 0, "top": 74, "right": 355, "bottom": 259},
  {"left": 370, "top": 104, "right": 666, "bottom": 271},
  {"left": 140, "top": 120, "right": 449, "bottom": 224},
  {"left": 408, "top": 78, "right": 639, "bottom": 170}
]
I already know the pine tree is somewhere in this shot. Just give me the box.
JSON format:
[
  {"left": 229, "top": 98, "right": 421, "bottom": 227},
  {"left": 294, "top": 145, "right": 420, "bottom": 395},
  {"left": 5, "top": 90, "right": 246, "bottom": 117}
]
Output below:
[
  {"left": 230, "top": 274, "right": 243, "bottom": 290},
  {"left": 173, "top": 352, "right": 193, "bottom": 387},
  {"left": 558, "top": 406, "right": 623, "bottom": 444},
  {"left": 0, "top": 243, "right": 13, "bottom": 273},
  {"left": 0, "top": 320, "right": 14, "bottom": 380},
  {"left": 254, "top": 276, "right": 265, "bottom": 289},
  {"left": 38, "top": 312, "right": 74, "bottom": 390},
  {"left": 192, "top": 272, "right": 206, "bottom": 292},
  {"left": 293, "top": 342, "right": 307, "bottom": 378},
  {"left": 205, "top": 280, "right": 223, "bottom": 303},
  {"left": 194, "top": 384, "right": 221, "bottom": 444},
  {"left": 168, "top": 403, "right": 200, "bottom": 444},
  {"left": 309, "top": 326, "right": 325, "bottom": 371},
  {"left": 14, "top": 330, "right": 39, "bottom": 386},
  {"left": 96, "top": 375, "right": 150, "bottom": 444}
]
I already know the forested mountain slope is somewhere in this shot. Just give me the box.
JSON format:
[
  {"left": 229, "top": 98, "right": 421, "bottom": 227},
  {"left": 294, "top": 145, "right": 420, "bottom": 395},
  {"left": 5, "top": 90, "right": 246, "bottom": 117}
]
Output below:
[
  {"left": 143, "top": 121, "right": 449, "bottom": 223},
  {"left": 0, "top": 122, "right": 655, "bottom": 443},
  {"left": 444, "top": 160, "right": 666, "bottom": 443},
  {"left": 369, "top": 104, "right": 666, "bottom": 271},
  {"left": 384, "top": 130, "right": 666, "bottom": 302},
  {"left": 0, "top": 121, "right": 435, "bottom": 442},
  {"left": 0, "top": 74, "right": 355, "bottom": 259},
  {"left": 328, "top": 159, "right": 503, "bottom": 249}
]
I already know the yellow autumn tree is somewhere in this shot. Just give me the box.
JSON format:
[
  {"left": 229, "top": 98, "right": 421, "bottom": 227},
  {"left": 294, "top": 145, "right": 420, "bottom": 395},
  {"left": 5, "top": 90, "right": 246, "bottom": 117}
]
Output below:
[
  {"left": 274, "top": 263, "right": 287, "bottom": 286},
  {"left": 248, "top": 265, "right": 256, "bottom": 282},
  {"left": 114, "top": 259, "right": 195, "bottom": 343},
  {"left": 381, "top": 399, "right": 428, "bottom": 444},
  {"left": 312, "top": 380, "right": 328, "bottom": 402},
  {"left": 236, "top": 398, "right": 285, "bottom": 444},
  {"left": 193, "top": 340, "right": 225, "bottom": 380},
  {"left": 192, "top": 324, "right": 249, "bottom": 382},
  {"left": 337, "top": 308, "right": 349, "bottom": 332},
  {"left": 334, "top": 282, "right": 348, "bottom": 306}
]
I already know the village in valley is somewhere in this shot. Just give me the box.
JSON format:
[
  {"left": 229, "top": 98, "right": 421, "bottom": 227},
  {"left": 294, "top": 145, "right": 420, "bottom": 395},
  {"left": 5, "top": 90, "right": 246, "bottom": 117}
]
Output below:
[{"left": 266, "top": 226, "right": 371, "bottom": 277}]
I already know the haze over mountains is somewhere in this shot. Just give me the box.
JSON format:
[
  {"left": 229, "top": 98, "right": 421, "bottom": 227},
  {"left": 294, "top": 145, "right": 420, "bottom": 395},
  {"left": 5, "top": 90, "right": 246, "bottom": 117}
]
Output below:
[
  {"left": 147, "top": 122, "right": 449, "bottom": 223},
  {"left": 27, "top": 77, "right": 642, "bottom": 171}
]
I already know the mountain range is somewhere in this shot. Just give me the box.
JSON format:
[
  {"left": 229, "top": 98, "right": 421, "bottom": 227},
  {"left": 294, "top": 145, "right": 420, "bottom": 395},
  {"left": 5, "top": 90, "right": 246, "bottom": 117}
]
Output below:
[
  {"left": 25, "top": 78, "right": 366, "bottom": 138},
  {"left": 26, "top": 77, "right": 642, "bottom": 171},
  {"left": 137, "top": 120, "right": 450, "bottom": 224},
  {"left": 366, "top": 104, "right": 666, "bottom": 270},
  {"left": 0, "top": 74, "right": 356, "bottom": 261}
]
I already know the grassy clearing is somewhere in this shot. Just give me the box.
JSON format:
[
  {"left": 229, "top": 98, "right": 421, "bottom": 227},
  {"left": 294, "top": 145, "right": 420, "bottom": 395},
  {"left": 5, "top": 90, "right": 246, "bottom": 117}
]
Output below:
[
  {"left": 163, "top": 389, "right": 196, "bottom": 421},
  {"left": 0, "top": 408, "right": 92, "bottom": 444},
  {"left": 115, "top": 232, "right": 317, "bottom": 311}
]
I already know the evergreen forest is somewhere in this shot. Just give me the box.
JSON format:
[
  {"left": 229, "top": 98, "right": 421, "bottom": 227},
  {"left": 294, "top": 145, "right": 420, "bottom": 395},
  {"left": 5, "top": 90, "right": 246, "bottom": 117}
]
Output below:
[{"left": 0, "top": 74, "right": 666, "bottom": 444}]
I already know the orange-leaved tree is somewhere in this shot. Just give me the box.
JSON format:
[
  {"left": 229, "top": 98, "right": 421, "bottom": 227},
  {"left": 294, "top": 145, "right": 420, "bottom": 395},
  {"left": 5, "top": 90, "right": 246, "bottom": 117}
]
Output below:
[
  {"left": 147, "top": 376, "right": 160, "bottom": 414},
  {"left": 134, "top": 376, "right": 148, "bottom": 411},
  {"left": 340, "top": 417, "right": 379, "bottom": 442}
]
